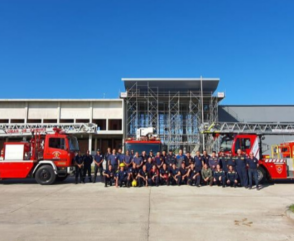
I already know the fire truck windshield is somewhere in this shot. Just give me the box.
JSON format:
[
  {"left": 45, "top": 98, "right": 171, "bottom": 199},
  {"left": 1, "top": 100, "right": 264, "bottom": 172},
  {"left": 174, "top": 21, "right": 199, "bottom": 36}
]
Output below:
[
  {"left": 220, "top": 136, "right": 233, "bottom": 152},
  {"left": 68, "top": 136, "right": 79, "bottom": 152},
  {"left": 125, "top": 143, "right": 161, "bottom": 154}
]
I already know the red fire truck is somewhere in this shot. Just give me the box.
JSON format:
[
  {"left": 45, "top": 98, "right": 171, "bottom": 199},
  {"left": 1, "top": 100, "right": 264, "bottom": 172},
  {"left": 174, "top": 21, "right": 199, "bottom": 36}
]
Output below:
[
  {"left": 0, "top": 123, "right": 97, "bottom": 185},
  {"left": 124, "top": 127, "right": 162, "bottom": 153},
  {"left": 201, "top": 122, "right": 294, "bottom": 183}
]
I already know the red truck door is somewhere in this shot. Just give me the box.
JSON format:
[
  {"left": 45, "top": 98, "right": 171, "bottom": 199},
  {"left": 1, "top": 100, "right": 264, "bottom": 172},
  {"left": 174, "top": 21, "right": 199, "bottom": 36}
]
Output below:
[
  {"left": 43, "top": 137, "right": 68, "bottom": 165},
  {"left": 232, "top": 135, "right": 259, "bottom": 157}
]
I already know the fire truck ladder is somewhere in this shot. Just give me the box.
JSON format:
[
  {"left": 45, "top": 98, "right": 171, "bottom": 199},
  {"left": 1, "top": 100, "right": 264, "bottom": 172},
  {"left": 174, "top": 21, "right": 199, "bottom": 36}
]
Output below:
[
  {"left": 200, "top": 122, "right": 294, "bottom": 135},
  {"left": 0, "top": 123, "right": 98, "bottom": 137}
]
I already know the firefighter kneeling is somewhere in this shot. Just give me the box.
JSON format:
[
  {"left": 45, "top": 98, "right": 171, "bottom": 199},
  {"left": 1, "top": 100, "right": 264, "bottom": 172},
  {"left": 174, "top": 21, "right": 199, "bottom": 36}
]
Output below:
[{"left": 213, "top": 164, "right": 226, "bottom": 188}]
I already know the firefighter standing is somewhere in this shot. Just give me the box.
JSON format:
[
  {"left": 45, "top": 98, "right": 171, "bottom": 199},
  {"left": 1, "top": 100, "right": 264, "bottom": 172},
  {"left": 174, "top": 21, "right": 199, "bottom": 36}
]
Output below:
[
  {"left": 166, "top": 150, "right": 176, "bottom": 171},
  {"left": 108, "top": 149, "right": 118, "bottom": 173},
  {"left": 83, "top": 150, "right": 93, "bottom": 182},
  {"left": 176, "top": 149, "right": 186, "bottom": 168},
  {"left": 219, "top": 150, "right": 229, "bottom": 173},
  {"left": 104, "top": 147, "right": 111, "bottom": 169},
  {"left": 202, "top": 150, "right": 210, "bottom": 166},
  {"left": 235, "top": 149, "right": 248, "bottom": 188},
  {"left": 74, "top": 151, "right": 84, "bottom": 184},
  {"left": 246, "top": 152, "right": 260, "bottom": 190},
  {"left": 93, "top": 149, "right": 103, "bottom": 183},
  {"left": 208, "top": 151, "right": 219, "bottom": 172}
]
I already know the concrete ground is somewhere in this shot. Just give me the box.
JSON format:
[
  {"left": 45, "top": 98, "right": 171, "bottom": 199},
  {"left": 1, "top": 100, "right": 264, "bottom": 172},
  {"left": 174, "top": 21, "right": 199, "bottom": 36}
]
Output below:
[{"left": 0, "top": 177, "right": 294, "bottom": 241}]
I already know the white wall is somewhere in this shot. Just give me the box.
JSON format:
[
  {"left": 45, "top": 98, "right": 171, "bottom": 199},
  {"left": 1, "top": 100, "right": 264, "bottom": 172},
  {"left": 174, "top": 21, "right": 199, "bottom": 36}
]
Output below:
[{"left": 0, "top": 100, "right": 123, "bottom": 123}]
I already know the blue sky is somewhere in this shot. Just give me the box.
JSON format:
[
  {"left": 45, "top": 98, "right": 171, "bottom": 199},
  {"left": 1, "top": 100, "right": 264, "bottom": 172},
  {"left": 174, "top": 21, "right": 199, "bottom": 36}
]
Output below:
[{"left": 0, "top": 0, "right": 293, "bottom": 104}]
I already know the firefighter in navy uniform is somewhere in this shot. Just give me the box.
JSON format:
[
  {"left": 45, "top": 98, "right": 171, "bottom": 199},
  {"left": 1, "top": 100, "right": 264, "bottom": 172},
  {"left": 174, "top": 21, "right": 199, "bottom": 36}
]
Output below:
[
  {"left": 116, "top": 164, "right": 128, "bottom": 187},
  {"left": 149, "top": 150, "right": 155, "bottom": 161},
  {"left": 166, "top": 150, "right": 176, "bottom": 171},
  {"left": 194, "top": 151, "right": 203, "bottom": 172},
  {"left": 159, "top": 163, "right": 170, "bottom": 185},
  {"left": 123, "top": 150, "right": 133, "bottom": 171},
  {"left": 133, "top": 152, "right": 143, "bottom": 170},
  {"left": 149, "top": 165, "right": 159, "bottom": 186},
  {"left": 179, "top": 162, "right": 189, "bottom": 185},
  {"left": 213, "top": 164, "right": 226, "bottom": 187},
  {"left": 83, "top": 150, "right": 93, "bottom": 182},
  {"left": 170, "top": 163, "right": 181, "bottom": 186},
  {"left": 74, "top": 151, "right": 84, "bottom": 184},
  {"left": 185, "top": 152, "right": 193, "bottom": 168},
  {"left": 137, "top": 165, "right": 149, "bottom": 187},
  {"left": 208, "top": 151, "right": 219, "bottom": 172},
  {"left": 104, "top": 147, "right": 112, "bottom": 169},
  {"left": 188, "top": 163, "right": 201, "bottom": 187},
  {"left": 108, "top": 149, "right": 118, "bottom": 173},
  {"left": 131, "top": 163, "right": 139, "bottom": 182},
  {"left": 117, "top": 148, "right": 125, "bottom": 165},
  {"left": 226, "top": 165, "right": 238, "bottom": 187},
  {"left": 93, "top": 149, "right": 103, "bottom": 183},
  {"left": 103, "top": 164, "right": 115, "bottom": 187},
  {"left": 141, "top": 151, "right": 148, "bottom": 164},
  {"left": 227, "top": 152, "right": 236, "bottom": 170},
  {"left": 219, "top": 150, "right": 229, "bottom": 174},
  {"left": 155, "top": 152, "right": 164, "bottom": 170},
  {"left": 235, "top": 149, "right": 248, "bottom": 188},
  {"left": 202, "top": 150, "right": 210, "bottom": 166},
  {"left": 161, "top": 150, "right": 167, "bottom": 164},
  {"left": 246, "top": 152, "right": 260, "bottom": 190},
  {"left": 145, "top": 157, "right": 153, "bottom": 173}
]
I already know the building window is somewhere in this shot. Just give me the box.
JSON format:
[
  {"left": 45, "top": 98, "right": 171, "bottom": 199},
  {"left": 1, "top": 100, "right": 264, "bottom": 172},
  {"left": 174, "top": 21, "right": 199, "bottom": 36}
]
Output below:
[
  {"left": 43, "top": 119, "right": 58, "bottom": 123},
  {"left": 93, "top": 119, "right": 106, "bottom": 130},
  {"left": 60, "top": 119, "right": 74, "bottom": 123},
  {"left": 27, "top": 119, "right": 42, "bottom": 123},
  {"left": 108, "top": 119, "right": 122, "bottom": 130},
  {"left": 76, "top": 119, "right": 90, "bottom": 123},
  {"left": 11, "top": 119, "right": 25, "bottom": 123},
  {"left": 0, "top": 119, "right": 9, "bottom": 123}
]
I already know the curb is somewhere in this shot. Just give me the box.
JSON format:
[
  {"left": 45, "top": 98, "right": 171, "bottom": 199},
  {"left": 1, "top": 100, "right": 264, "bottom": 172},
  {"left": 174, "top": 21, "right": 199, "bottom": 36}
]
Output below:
[{"left": 285, "top": 209, "right": 294, "bottom": 221}]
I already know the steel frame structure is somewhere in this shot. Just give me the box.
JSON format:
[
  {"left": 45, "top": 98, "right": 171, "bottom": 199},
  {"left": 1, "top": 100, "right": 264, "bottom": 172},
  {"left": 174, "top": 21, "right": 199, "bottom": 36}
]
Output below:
[{"left": 124, "top": 82, "right": 219, "bottom": 152}]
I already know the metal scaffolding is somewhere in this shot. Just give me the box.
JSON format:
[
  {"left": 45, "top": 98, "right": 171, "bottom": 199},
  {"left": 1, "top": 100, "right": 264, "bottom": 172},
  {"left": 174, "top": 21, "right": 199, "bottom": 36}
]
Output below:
[{"left": 124, "top": 81, "right": 220, "bottom": 153}]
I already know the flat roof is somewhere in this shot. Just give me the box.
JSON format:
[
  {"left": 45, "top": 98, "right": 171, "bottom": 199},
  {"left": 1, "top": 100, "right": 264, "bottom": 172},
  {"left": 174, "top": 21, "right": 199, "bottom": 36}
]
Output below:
[
  {"left": 122, "top": 78, "right": 220, "bottom": 93},
  {"left": 0, "top": 99, "right": 122, "bottom": 102}
]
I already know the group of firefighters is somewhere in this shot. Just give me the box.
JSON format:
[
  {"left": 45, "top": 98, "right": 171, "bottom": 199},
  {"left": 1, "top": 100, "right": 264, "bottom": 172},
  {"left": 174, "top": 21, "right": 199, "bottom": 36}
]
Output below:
[{"left": 74, "top": 147, "right": 261, "bottom": 190}]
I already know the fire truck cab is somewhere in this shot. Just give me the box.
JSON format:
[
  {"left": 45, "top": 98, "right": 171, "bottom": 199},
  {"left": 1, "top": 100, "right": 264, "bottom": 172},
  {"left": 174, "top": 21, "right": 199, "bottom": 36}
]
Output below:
[
  {"left": 0, "top": 128, "right": 78, "bottom": 184},
  {"left": 201, "top": 122, "right": 294, "bottom": 183},
  {"left": 124, "top": 127, "right": 162, "bottom": 153}
]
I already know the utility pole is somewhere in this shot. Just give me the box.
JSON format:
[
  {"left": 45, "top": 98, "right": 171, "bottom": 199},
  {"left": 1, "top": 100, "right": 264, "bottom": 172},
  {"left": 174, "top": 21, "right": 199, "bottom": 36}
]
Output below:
[{"left": 200, "top": 76, "right": 205, "bottom": 151}]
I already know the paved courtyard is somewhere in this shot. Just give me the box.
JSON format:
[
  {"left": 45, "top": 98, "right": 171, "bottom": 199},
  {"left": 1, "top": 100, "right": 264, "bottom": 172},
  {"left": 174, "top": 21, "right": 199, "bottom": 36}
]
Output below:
[{"left": 0, "top": 178, "right": 293, "bottom": 241}]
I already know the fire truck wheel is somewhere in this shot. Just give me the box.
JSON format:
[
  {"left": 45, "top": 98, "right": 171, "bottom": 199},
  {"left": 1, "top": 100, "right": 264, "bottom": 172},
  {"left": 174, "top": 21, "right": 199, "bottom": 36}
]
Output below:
[
  {"left": 56, "top": 175, "right": 68, "bottom": 182},
  {"left": 35, "top": 165, "right": 56, "bottom": 185},
  {"left": 257, "top": 167, "right": 267, "bottom": 184}
]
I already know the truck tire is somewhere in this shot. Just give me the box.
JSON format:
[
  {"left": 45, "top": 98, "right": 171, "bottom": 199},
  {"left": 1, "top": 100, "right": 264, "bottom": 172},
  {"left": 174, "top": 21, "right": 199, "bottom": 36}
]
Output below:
[
  {"left": 257, "top": 166, "right": 267, "bottom": 184},
  {"left": 35, "top": 165, "right": 56, "bottom": 185},
  {"left": 56, "top": 175, "right": 68, "bottom": 182}
]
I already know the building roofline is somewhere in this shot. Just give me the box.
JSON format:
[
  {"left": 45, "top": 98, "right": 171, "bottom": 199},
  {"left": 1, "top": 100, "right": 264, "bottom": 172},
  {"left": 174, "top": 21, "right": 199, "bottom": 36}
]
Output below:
[
  {"left": 219, "top": 105, "right": 294, "bottom": 107},
  {"left": 122, "top": 78, "right": 220, "bottom": 81},
  {"left": 0, "top": 99, "right": 122, "bottom": 102}
]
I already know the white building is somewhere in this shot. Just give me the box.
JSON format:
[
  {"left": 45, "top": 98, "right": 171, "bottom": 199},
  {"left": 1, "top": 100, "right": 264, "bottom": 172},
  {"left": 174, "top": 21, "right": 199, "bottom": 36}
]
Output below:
[{"left": 0, "top": 99, "right": 124, "bottom": 153}]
